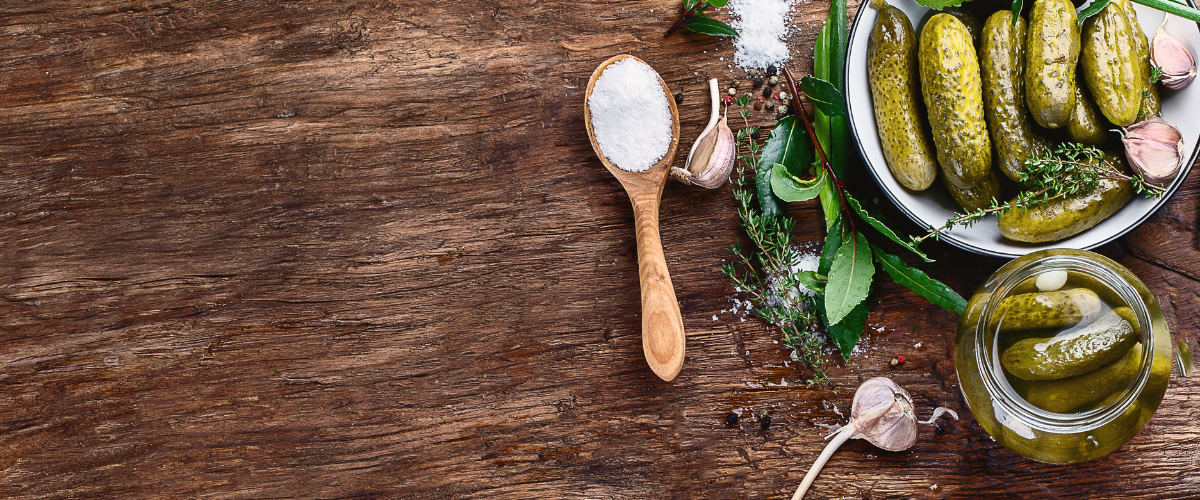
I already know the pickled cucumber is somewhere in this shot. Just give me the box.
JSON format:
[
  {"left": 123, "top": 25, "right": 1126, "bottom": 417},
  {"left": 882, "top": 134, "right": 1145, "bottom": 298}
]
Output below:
[
  {"left": 1066, "top": 84, "right": 1110, "bottom": 146},
  {"left": 1025, "top": 342, "right": 1143, "bottom": 413},
  {"left": 1081, "top": 3, "right": 1142, "bottom": 126},
  {"left": 997, "top": 154, "right": 1133, "bottom": 243},
  {"left": 980, "top": 11, "right": 1051, "bottom": 182},
  {"left": 921, "top": 7, "right": 982, "bottom": 47},
  {"left": 1026, "top": 0, "right": 1081, "bottom": 129},
  {"left": 869, "top": 4, "right": 938, "bottom": 191},
  {"left": 990, "top": 288, "right": 1103, "bottom": 332},
  {"left": 945, "top": 171, "right": 1000, "bottom": 211},
  {"left": 1001, "top": 307, "right": 1139, "bottom": 380},
  {"left": 1113, "top": 0, "right": 1161, "bottom": 119},
  {"left": 919, "top": 14, "right": 992, "bottom": 188}
]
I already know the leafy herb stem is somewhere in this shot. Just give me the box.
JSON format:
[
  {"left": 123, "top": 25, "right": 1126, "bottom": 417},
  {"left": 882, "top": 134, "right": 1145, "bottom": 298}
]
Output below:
[
  {"left": 664, "top": 1, "right": 709, "bottom": 37},
  {"left": 781, "top": 67, "right": 856, "bottom": 235}
]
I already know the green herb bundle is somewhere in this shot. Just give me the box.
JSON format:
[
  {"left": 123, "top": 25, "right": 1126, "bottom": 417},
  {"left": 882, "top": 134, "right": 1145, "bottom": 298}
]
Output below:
[{"left": 725, "top": 0, "right": 966, "bottom": 381}]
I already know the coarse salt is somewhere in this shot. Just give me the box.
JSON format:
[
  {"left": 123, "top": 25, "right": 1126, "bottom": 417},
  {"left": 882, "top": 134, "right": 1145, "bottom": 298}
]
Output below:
[
  {"left": 587, "top": 58, "right": 673, "bottom": 172},
  {"left": 728, "top": 0, "right": 797, "bottom": 71}
]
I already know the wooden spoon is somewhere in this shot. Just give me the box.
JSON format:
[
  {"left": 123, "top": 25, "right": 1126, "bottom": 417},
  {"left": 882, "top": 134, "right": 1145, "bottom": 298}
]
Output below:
[{"left": 583, "top": 54, "right": 685, "bottom": 382}]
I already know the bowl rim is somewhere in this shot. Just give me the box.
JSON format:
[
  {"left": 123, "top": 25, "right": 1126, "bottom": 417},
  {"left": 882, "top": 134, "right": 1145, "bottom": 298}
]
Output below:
[{"left": 844, "top": 0, "right": 1200, "bottom": 258}]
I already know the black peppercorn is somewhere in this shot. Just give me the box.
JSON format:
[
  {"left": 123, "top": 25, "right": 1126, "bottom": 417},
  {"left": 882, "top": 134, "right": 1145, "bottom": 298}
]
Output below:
[
  {"left": 762, "top": 86, "right": 771, "bottom": 98},
  {"left": 760, "top": 415, "right": 772, "bottom": 429},
  {"left": 765, "top": 64, "right": 777, "bottom": 76},
  {"left": 750, "top": 129, "right": 761, "bottom": 140},
  {"left": 753, "top": 76, "right": 763, "bottom": 87},
  {"left": 725, "top": 412, "right": 738, "bottom": 426},
  {"left": 674, "top": 92, "right": 684, "bottom": 105}
]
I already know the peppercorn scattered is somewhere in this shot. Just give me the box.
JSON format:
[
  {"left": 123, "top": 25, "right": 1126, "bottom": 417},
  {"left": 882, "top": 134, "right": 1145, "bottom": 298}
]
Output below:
[
  {"left": 753, "top": 100, "right": 763, "bottom": 111},
  {"left": 891, "top": 355, "right": 906, "bottom": 366},
  {"left": 776, "top": 105, "right": 788, "bottom": 115},
  {"left": 762, "top": 86, "right": 772, "bottom": 98},
  {"left": 674, "top": 92, "right": 684, "bottom": 105},
  {"left": 725, "top": 412, "right": 739, "bottom": 425},
  {"left": 722, "top": 95, "right": 734, "bottom": 105},
  {"left": 759, "top": 410, "right": 772, "bottom": 429},
  {"left": 753, "top": 76, "right": 764, "bottom": 87},
  {"left": 767, "top": 75, "right": 779, "bottom": 86},
  {"left": 766, "top": 64, "right": 777, "bottom": 76},
  {"left": 750, "top": 129, "right": 761, "bottom": 139},
  {"left": 727, "top": 87, "right": 737, "bottom": 96}
]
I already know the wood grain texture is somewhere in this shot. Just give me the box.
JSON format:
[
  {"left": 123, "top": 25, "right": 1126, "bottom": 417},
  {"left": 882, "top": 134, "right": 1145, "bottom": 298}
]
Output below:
[{"left": 0, "top": 0, "right": 1198, "bottom": 499}]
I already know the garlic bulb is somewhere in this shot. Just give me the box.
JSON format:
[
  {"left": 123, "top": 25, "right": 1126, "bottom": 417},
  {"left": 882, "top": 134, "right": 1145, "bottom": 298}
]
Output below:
[
  {"left": 791, "top": 377, "right": 958, "bottom": 500},
  {"left": 670, "top": 78, "right": 736, "bottom": 189},
  {"left": 1121, "top": 117, "right": 1185, "bottom": 185},
  {"left": 1151, "top": 24, "right": 1196, "bottom": 90}
]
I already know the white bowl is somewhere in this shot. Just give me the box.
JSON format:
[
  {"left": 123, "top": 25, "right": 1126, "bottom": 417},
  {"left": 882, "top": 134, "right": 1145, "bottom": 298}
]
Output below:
[{"left": 846, "top": 0, "right": 1200, "bottom": 258}]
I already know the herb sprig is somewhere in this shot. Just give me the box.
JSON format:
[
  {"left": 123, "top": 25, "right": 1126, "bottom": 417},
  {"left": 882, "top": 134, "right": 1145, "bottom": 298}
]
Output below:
[
  {"left": 664, "top": 0, "right": 738, "bottom": 38},
  {"left": 910, "top": 143, "right": 1166, "bottom": 245},
  {"left": 725, "top": 0, "right": 965, "bottom": 374}
]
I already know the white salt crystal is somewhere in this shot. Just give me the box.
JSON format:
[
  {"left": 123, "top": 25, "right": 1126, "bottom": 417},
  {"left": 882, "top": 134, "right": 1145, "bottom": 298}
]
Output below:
[
  {"left": 728, "top": 0, "right": 796, "bottom": 71},
  {"left": 587, "top": 58, "right": 673, "bottom": 172}
]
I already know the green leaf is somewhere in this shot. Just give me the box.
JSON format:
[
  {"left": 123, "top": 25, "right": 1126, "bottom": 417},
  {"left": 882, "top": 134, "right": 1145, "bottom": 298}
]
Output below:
[
  {"left": 1077, "top": 0, "right": 1112, "bottom": 25},
  {"left": 755, "top": 164, "right": 781, "bottom": 219},
  {"left": 871, "top": 244, "right": 967, "bottom": 314},
  {"left": 684, "top": 13, "right": 739, "bottom": 36},
  {"left": 795, "top": 271, "right": 826, "bottom": 293},
  {"left": 799, "top": 76, "right": 847, "bottom": 117},
  {"left": 1011, "top": 0, "right": 1023, "bottom": 25},
  {"left": 758, "top": 116, "right": 813, "bottom": 177},
  {"left": 824, "top": 231, "right": 874, "bottom": 326},
  {"left": 916, "top": 0, "right": 969, "bottom": 9},
  {"left": 819, "top": 214, "right": 844, "bottom": 276},
  {"left": 771, "top": 163, "right": 827, "bottom": 202},
  {"left": 825, "top": 297, "right": 868, "bottom": 359},
  {"left": 705, "top": 0, "right": 729, "bottom": 7},
  {"left": 684, "top": 0, "right": 702, "bottom": 10},
  {"left": 842, "top": 191, "right": 932, "bottom": 262}
]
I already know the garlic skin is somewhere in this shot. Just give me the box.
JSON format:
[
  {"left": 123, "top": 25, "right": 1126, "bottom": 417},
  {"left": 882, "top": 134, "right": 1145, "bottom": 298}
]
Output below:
[
  {"left": 1121, "top": 117, "right": 1185, "bottom": 185},
  {"left": 671, "top": 78, "right": 736, "bottom": 189},
  {"left": 1151, "top": 25, "right": 1196, "bottom": 90}
]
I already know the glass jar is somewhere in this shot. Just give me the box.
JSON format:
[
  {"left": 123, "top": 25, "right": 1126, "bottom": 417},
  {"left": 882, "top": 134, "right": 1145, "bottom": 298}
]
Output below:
[{"left": 956, "top": 249, "right": 1172, "bottom": 464}]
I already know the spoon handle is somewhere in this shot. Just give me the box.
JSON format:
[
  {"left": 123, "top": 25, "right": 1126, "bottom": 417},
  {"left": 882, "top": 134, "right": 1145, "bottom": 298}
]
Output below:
[{"left": 631, "top": 195, "right": 686, "bottom": 381}]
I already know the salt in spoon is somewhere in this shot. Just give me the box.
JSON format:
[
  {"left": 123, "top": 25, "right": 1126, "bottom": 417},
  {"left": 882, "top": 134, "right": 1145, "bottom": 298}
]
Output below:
[{"left": 583, "top": 54, "right": 685, "bottom": 382}]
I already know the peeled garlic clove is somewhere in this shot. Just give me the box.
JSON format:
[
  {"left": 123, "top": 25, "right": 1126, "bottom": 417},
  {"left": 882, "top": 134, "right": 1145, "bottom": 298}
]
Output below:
[
  {"left": 1121, "top": 117, "right": 1185, "bottom": 184},
  {"left": 1151, "top": 25, "right": 1196, "bottom": 90}
]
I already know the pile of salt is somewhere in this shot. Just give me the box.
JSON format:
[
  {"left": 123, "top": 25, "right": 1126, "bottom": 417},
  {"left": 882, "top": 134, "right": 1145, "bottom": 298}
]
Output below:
[
  {"left": 729, "top": 0, "right": 797, "bottom": 71},
  {"left": 587, "top": 58, "right": 673, "bottom": 172}
]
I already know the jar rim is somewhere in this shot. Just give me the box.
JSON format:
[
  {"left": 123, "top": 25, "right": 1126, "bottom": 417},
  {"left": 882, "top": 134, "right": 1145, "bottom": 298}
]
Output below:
[{"left": 973, "top": 253, "right": 1154, "bottom": 434}]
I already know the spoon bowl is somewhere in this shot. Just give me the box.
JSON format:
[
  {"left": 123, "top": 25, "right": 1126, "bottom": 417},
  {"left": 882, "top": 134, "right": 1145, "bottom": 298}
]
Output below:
[{"left": 584, "top": 54, "right": 685, "bottom": 382}]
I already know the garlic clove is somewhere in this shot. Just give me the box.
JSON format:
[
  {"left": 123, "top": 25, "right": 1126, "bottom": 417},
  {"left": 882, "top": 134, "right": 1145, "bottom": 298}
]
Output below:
[
  {"left": 849, "top": 377, "right": 918, "bottom": 451},
  {"left": 1151, "top": 25, "right": 1196, "bottom": 90},
  {"left": 1121, "top": 117, "right": 1185, "bottom": 185},
  {"left": 673, "top": 78, "right": 736, "bottom": 189}
]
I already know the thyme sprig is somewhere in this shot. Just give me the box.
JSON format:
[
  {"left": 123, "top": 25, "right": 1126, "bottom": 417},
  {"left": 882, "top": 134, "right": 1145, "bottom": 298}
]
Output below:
[
  {"left": 724, "top": 94, "right": 830, "bottom": 385},
  {"left": 910, "top": 143, "right": 1166, "bottom": 245}
]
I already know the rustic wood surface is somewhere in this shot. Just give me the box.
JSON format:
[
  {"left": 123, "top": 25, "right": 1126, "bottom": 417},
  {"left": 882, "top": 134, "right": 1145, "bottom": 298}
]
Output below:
[{"left": 1, "top": 0, "right": 1198, "bottom": 498}]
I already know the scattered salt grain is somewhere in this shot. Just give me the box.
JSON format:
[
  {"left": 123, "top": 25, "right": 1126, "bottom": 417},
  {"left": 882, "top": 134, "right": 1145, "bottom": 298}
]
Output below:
[
  {"left": 713, "top": 315, "right": 719, "bottom": 321},
  {"left": 728, "top": 0, "right": 797, "bottom": 71},
  {"left": 587, "top": 58, "right": 673, "bottom": 172}
]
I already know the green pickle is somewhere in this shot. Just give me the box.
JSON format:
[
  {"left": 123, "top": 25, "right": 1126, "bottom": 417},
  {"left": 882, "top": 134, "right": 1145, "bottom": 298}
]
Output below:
[
  {"left": 1066, "top": 84, "right": 1110, "bottom": 146},
  {"left": 990, "top": 288, "right": 1103, "bottom": 332},
  {"left": 1002, "top": 307, "right": 1139, "bottom": 380},
  {"left": 1113, "top": 0, "right": 1161, "bottom": 119},
  {"left": 869, "top": 3, "right": 939, "bottom": 191},
  {"left": 1026, "top": 0, "right": 1081, "bottom": 129},
  {"left": 1080, "top": 2, "right": 1142, "bottom": 126},
  {"left": 1025, "top": 343, "right": 1143, "bottom": 412},
  {"left": 980, "top": 11, "right": 1052, "bottom": 182},
  {"left": 919, "top": 14, "right": 993, "bottom": 189}
]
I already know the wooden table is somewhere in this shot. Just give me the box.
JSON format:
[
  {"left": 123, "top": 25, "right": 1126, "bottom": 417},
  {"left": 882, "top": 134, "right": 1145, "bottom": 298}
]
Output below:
[{"left": 2, "top": 1, "right": 1198, "bottom": 498}]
